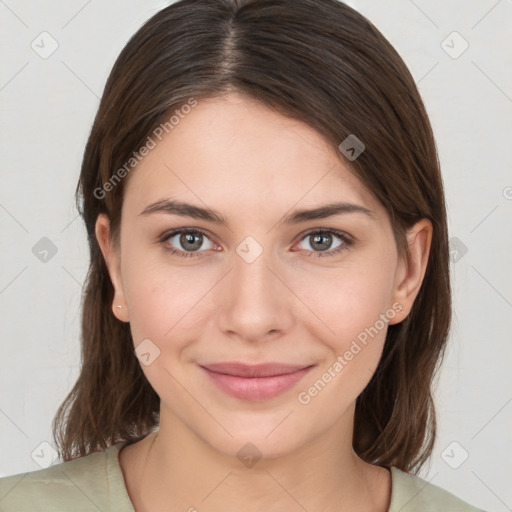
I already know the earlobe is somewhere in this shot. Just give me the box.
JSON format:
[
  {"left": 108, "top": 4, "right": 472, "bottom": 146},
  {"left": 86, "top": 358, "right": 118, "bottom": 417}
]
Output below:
[
  {"left": 388, "top": 219, "right": 432, "bottom": 325},
  {"left": 94, "top": 213, "right": 130, "bottom": 323}
]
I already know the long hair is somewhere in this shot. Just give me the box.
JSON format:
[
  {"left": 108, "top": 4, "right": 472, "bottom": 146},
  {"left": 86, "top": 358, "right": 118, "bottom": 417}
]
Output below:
[{"left": 53, "top": 0, "right": 451, "bottom": 474}]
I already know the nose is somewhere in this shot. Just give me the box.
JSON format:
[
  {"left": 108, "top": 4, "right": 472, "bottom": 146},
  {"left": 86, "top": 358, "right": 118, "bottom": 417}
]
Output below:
[{"left": 217, "top": 242, "right": 295, "bottom": 343}]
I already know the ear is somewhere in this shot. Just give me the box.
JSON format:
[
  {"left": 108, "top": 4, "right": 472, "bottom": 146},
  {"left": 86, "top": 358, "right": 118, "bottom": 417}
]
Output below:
[
  {"left": 95, "top": 213, "right": 130, "bottom": 323},
  {"left": 388, "top": 218, "right": 432, "bottom": 325}
]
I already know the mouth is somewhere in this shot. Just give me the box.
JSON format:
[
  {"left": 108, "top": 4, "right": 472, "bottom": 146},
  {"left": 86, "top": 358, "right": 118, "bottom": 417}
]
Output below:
[{"left": 198, "top": 362, "right": 315, "bottom": 401}]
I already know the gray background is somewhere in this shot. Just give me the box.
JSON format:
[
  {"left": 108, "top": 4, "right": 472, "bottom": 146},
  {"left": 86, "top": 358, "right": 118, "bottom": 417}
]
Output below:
[{"left": 0, "top": 1, "right": 511, "bottom": 510}]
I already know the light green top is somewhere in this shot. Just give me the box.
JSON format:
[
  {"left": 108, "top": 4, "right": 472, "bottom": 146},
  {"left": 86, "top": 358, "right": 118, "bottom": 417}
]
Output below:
[{"left": 0, "top": 441, "right": 486, "bottom": 511}]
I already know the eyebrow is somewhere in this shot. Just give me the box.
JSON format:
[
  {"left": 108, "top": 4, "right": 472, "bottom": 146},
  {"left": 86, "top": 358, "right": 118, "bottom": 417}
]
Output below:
[{"left": 139, "top": 199, "right": 375, "bottom": 227}]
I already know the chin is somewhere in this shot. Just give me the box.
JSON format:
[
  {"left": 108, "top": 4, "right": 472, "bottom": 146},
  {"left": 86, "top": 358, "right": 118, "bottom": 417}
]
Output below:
[
  {"left": 204, "top": 428, "right": 307, "bottom": 464},
  {"left": 191, "top": 407, "right": 321, "bottom": 464}
]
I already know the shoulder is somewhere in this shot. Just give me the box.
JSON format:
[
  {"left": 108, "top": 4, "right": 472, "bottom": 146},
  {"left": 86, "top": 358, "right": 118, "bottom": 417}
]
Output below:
[
  {"left": 0, "top": 442, "right": 134, "bottom": 512},
  {"left": 388, "top": 466, "right": 487, "bottom": 512}
]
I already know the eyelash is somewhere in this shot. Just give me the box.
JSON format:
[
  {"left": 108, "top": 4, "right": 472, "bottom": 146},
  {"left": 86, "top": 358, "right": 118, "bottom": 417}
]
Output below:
[{"left": 158, "top": 228, "right": 354, "bottom": 259}]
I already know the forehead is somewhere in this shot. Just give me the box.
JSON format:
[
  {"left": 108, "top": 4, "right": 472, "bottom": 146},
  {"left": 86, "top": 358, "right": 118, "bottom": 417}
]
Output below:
[{"left": 122, "top": 93, "right": 382, "bottom": 221}]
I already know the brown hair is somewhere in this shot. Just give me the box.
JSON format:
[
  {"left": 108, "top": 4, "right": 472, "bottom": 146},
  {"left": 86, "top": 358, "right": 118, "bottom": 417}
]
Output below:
[{"left": 53, "top": 0, "right": 450, "bottom": 474}]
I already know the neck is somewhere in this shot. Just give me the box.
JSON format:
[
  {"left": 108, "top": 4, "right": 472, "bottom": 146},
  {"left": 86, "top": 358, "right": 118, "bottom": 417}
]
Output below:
[{"left": 119, "top": 405, "right": 391, "bottom": 512}]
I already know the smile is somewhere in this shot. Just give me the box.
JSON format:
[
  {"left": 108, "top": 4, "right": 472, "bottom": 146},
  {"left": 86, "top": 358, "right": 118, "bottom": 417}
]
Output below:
[{"left": 198, "top": 362, "right": 315, "bottom": 401}]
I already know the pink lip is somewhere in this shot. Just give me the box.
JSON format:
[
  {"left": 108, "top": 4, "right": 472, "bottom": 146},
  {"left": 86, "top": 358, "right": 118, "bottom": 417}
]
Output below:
[{"left": 199, "top": 362, "right": 315, "bottom": 401}]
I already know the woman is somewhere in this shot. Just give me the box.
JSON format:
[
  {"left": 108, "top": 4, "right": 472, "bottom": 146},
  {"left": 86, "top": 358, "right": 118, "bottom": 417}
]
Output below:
[{"left": 0, "top": 0, "right": 486, "bottom": 510}]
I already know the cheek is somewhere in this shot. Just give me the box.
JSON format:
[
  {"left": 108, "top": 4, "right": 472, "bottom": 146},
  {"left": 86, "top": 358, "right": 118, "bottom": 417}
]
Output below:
[
  {"left": 119, "top": 236, "right": 230, "bottom": 390},
  {"left": 294, "top": 256, "right": 397, "bottom": 402},
  {"left": 120, "top": 255, "right": 216, "bottom": 406},
  {"left": 305, "top": 260, "right": 396, "bottom": 345},
  {"left": 297, "top": 270, "right": 395, "bottom": 416},
  {"left": 123, "top": 257, "right": 214, "bottom": 346}
]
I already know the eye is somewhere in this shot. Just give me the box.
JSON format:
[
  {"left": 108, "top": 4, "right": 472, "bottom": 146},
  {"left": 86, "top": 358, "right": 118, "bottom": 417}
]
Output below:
[
  {"left": 159, "top": 227, "right": 353, "bottom": 259},
  {"left": 295, "top": 229, "right": 352, "bottom": 257},
  {"left": 160, "top": 229, "right": 217, "bottom": 257}
]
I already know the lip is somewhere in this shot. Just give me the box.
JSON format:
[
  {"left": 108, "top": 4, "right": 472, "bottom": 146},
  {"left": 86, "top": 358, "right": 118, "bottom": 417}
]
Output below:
[{"left": 199, "top": 362, "right": 315, "bottom": 401}]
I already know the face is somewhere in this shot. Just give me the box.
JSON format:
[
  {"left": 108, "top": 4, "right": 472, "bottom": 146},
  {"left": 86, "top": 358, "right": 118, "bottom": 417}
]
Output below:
[{"left": 96, "top": 93, "right": 431, "bottom": 459}]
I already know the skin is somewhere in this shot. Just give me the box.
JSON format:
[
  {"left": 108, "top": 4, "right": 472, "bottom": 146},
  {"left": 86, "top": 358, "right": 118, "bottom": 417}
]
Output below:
[{"left": 96, "top": 92, "right": 432, "bottom": 512}]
